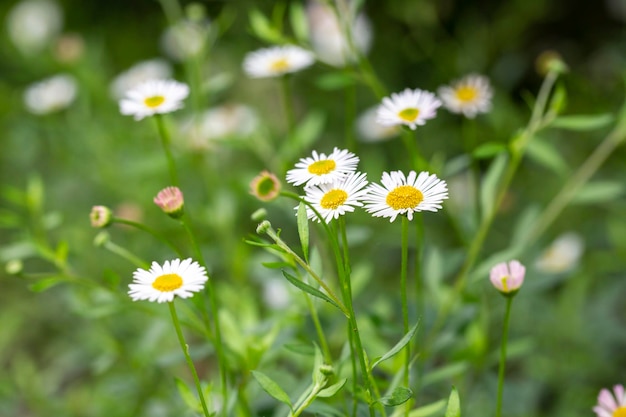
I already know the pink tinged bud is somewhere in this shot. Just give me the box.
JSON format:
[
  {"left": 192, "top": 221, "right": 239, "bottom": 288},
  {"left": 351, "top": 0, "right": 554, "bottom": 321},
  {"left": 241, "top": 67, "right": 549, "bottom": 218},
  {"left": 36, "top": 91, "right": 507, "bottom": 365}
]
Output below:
[
  {"left": 90, "top": 205, "right": 113, "bottom": 228},
  {"left": 489, "top": 260, "right": 525, "bottom": 296},
  {"left": 250, "top": 170, "right": 281, "bottom": 202},
  {"left": 154, "top": 186, "right": 184, "bottom": 218}
]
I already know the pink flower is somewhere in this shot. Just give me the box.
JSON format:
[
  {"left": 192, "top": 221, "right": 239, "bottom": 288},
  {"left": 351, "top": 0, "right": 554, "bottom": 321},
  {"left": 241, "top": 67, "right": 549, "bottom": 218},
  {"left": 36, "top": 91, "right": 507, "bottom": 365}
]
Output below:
[
  {"left": 154, "top": 186, "right": 184, "bottom": 218},
  {"left": 594, "top": 385, "right": 626, "bottom": 417},
  {"left": 489, "top": 260, "right": 525, "bottom": 295}
]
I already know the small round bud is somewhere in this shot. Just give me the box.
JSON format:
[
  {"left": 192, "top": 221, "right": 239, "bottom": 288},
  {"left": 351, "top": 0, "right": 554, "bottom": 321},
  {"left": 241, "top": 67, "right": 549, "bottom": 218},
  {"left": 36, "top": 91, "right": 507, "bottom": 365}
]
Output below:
[
  {"left": 154, "top": 186, "right": 185, "bottom": 219},
  {"left": 256, "top": 220, "right": 272, "bottom": 235},
  {"left": 5, "top": 259, "right": 24, "bottom": 275},
  {"left": 250, "top": 170, "right": 281, "bottom": 202},
  {"left": 535, "top": 50, "right": 568, "bottom": 76},
  {"left": 93, "top": 231, "right": 110, "bottom": 247},
  {"left": 90, "top": 205, "right": 113, "bottom": 228},
  {"left": 319, "top": 364, "right": 334, "bottom": 377},
  {"left": 251, "top": 208, "right": 268, "bottom": 222}
]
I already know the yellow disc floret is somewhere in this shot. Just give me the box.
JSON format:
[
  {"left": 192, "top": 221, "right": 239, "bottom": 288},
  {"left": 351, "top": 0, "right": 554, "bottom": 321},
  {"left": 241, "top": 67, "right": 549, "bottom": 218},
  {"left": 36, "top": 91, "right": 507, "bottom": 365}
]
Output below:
[
  {"left": 152, "top": 273, "right": 183, "bottom": 292},
  {"left": 386, "top": 185, "right": 424, "bottom": 210},
  {"left": 144, "top": 95, "right": 165, "bottom": 108},
  {"left": 308, "top": 159, "right": 336, "bottom": 175},
  {"left": 455, "top": 86, "right": 478, "bottom": 102},
  {"left": 270, "top": 58, "right": 290, "bottom": 72},
  {"left": 321, "top": 189, "right": 348, "bottom": 210},
  {"left": 613, "top": 406, "right": 626, "bottom": 417},
  {"left": 398, "top": 108, "right": 419, "bottom": 122}
]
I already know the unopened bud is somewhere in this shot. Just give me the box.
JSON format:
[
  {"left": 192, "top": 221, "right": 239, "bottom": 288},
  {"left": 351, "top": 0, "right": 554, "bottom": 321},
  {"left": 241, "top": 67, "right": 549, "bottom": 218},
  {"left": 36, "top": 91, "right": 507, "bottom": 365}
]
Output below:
[
  {"left": 256, "top": 220, "right": 271, "bottom": 235},
  {"left": 90, "top": 205, "right": 113, "bottom": 228},
  {"left": 154, "top": 186, "right": 184, "bottom": 219}
]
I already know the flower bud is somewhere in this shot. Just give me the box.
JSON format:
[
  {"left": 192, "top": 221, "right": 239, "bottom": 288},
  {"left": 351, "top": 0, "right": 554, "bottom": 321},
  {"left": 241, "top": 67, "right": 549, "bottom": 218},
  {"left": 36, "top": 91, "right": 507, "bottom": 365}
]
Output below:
[
  {"left": 256, "top": 220, "right": 271, "bottom": 235},
  {"left": 250, "top": 170, "right": 281, "bottom": 202},
  {"left": 154, "top": 186, "right": 184, "bottom": 218},
  {"left": 251, "top": 208, "right": 268, "bottom": 222},
  {"left": 5, "top": 259, "right": 24, "bottom": 275},
  {"left": 489, "top": 260, "right": 525, "bottom": 296},
  {"left": 90, "top": 205, "right": 113, "bottom": 228}
]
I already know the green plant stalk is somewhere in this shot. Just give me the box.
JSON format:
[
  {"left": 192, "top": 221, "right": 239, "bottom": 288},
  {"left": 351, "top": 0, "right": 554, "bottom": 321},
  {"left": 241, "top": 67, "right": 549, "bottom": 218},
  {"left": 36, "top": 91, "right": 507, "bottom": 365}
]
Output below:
[
  {"left": 527, "top": 100, "right": 626, "bottom": 244},
  {"left": 303, "top": 286, "right": 332, "bottom": 363},
  {"left": 401, "top": 129, "right": 428, "bottom": 172},
  {"left": 103, "top": 240, "right": 148, "bottom": 268},
  {"left": 154, "top": 114, "right": 180, "bottom": 187},
  {"left": 180, "top": 215, "right": 228, "bottom": 416},
  {"left": 290, "top": 381, "right": 325, "bottom": 417},
  {"left": 168, "top": 301, "right": 212, "bottom": 417},
  {"left": 400, "top": 216, "right": 410, "bottom": 393},
  {"left": 157, "top": 0, "right": 183, "bottom": 23},
  {"left": 495, "top": 296, "right": 513, "bottom": 417},
  {"left": 281, "top": 75, "right": 296, "bottom": 139},
  {"left": 113, "top": 217, "right": 183, "bottom": 256}
]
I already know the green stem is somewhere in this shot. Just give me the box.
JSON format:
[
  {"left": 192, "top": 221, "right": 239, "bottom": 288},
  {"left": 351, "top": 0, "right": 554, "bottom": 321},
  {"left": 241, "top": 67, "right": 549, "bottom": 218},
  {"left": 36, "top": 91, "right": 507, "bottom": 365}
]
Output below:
[
  {"left": 400, "top": 216, "right": 410, "bottom": 391},
  {"left": 303, "top": 288, "right": 332, "bottom": 363},
  {"left": 281, "top": 75, "right": 296, "bottom": 139},
  {"left": 168, "top": 301, "right": 212, "bottom": 417},
  {"left": 180, "top": 215, "right": 228, "bottom": 416},
  {"left": 113, "top": 217, "right": 183, "bottom": 256},
  {"left": 154, "top": 114, "right": 179, "bottom": 187},
  {"left": 103, "top": 240, "right": 147, "bottom": 268},
  {"left": 290, "top": 382, "right": 324, "bottom": 417},
  {"left": 495, "top": 297, "right": 513, "bottom": 417}
]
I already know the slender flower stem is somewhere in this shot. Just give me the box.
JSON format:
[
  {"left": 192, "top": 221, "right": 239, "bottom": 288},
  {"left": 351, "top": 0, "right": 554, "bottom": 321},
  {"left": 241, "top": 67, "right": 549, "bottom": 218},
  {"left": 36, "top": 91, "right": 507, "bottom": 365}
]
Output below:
[
  {"left": 154, "top": 114, "right": 179, "bottom": 187},
  {"left": 168, "top": 301, "right": 212, "bottom": 417},
  {"left": 112, "top": 217, "right": 183, "bottom": 256},
  {"left": 400, "top": 216, "right": 410, "bottom": 392},
  {"left": 180, "top": 215, "right": 228, "bottom": 416},
  {"left": 102, "top": 240, "right": 148, "bottom": 268},
  {"left": 495, "top": 297, "right": 514, "bottom": 417},
  {"left": 303, "top": 284, "right": 332, "bottom": 363},
  {"left": 281, "top": 75, "right": 296, "bottom": 139}
]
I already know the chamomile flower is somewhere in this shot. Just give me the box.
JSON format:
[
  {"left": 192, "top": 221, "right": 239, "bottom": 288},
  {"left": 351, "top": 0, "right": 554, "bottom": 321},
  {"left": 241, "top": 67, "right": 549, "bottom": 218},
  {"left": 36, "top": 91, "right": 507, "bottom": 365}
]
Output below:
[
  {"left": 438, "top": 74, "right": 493, "bottom": 118},
  {"left": 128, "top": 258, "right": 207, "bottom": 303},
  {"left": 302, "top": 172, "right": 368, "bottom": 223},
  {"left": 119, "top": 79, "right": 189, "bottom": 121},
  {"left": 110, "top": 58, "right": 172, "bottom": 100},
  {"left": 286, "top": 147, "right": 359, "bottom": 187},
  {"left": 243, "top": 45, "right": 315, "bottom": 78},
  {"left": 594, "top": 384, "right": 626, "bottom": 417},
  {"left": 23, "top": 74, "right": 77, "bottom": 115},
  {"left": 377, "top": 88, "right": 442, "bottom": 130},
  {"left": 364, "top": 171, "right": 448, "bottom": 222}
]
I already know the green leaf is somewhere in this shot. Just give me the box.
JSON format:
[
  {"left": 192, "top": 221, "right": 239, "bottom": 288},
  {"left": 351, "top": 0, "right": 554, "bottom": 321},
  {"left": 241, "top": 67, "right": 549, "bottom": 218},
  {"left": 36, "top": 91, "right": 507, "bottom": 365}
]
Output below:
[
  {"left": 371, "top": 321, "right": 419, "bottom": 370},
  {"left": 28, "top": 277, "right": 66, "bottom": 292},
  {"left": 422, "top": 362, "right": 469, "bottom": 387},
  {"left": 407, "top": 399, "right": 447, "bottom": 417},
  {"left": 297, "top": 202, "right": 309, "bottom": 263},
  {"left": 248, "top": 9, "right": 285, "bottom": 44},
  {"left": 548, "top": 82, "right": 567, "bottom": 115},
  {"left": 480, "top": 152, "right": 508, "bottom": 221},
  {"left": 289, "top": 2, "right": 308, "bottom": 43},
  {"left": 55, "top": 240, "right": 69, "bottom": 264},
  {"left": 472, "top": 142, "right": 507, "bottom": 159},
  {"left": 378, "top": 386, "right": 413, "bottom": 407},
  {"left": 251, "top": 370, "right": 293, "bottom": 408},
  {"left": 315, "top": 72, "right": 357, "bottom": 90},
  {"left": 175, "top": 377, "right": 201, "bottom": 412},
  {"left": 571, "top": 181, "right": 625, "bottom": 204},
  {"left": 282, "top": 271, "right": 345, "bottom": 314},
  {"left": 261, "top": 261, "right": 295, "bottom": 270},
  {"left": 525, "top": 137, "right": 569, "bottom": 176},
  {"left": 550, "top": 113, "right": 614, "bottom": 131},
  {"left": 444, "top": 386, "right": 461, "bottom": 417},
  {"left": 317, "top": 378, "right": 347, "bottom": 398},
  {"left": 281, "top": 111, "right": 326, "bottom": 161}
]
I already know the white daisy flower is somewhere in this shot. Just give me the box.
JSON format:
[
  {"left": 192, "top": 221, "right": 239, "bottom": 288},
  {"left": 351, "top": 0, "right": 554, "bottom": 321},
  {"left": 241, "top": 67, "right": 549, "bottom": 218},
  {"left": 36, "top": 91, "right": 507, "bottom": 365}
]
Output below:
[
  {"left": 437, "top": 73, "right": 493, "bottom": 118},
  {"left": 243, "top": 45, "right": 315, "bottom": 78},
  {"left": 286, "top": 147, "right": 359, "bottom": 187},
  {"left": 119, "top": 79, "right": 189, "bottom": 121},
  {"left": 302, "top": 172, "right": 369, "bottom": 223},
  {"left": 110, "top": 58, "right": 173, "bottom": 100},
  {"left": 23, "top": 73, "right": 77, "bottom": 115},
  {"left": 364, "top": 170, "right": 448, "bottom": 222},
  {"left": 535, "top": 232, "right": 584, "bottom": 274},
  {"left": 128, "top": 258, "right": 207, "bottom": 303},
  {"left": 7, "top": 0, "right": 63, "bottom": 55},
  {"left": 377, "top": 88, "right": 442, "bottom": 130}
]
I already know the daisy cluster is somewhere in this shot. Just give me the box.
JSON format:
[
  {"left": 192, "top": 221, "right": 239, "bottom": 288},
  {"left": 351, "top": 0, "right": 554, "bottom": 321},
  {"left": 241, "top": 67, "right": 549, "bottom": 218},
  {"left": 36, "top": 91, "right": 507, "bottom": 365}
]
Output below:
[{"left": 285, "top": 148, "right": 449, "bottom": 223}]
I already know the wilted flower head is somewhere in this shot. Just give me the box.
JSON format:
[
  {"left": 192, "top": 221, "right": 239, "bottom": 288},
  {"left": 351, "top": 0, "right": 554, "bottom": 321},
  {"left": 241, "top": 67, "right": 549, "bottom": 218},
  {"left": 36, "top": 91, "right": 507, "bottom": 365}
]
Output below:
[
  {"left": 90, "top": 205, "right": 113, "bottom": 228},
  {"left": 438, "top": 74, "right": 493, "bottom": 119},
  {"left": 110, "top": 58, "right": 173, "bottom": 100},
  {"left": 154, "top": 186, "right": 184, "bottom": 218},
  {"left": 129, "top": 258, "right": 208, "bottom": 303},
  {"left": 490, "top": 260, "right": 525, "bottom": 296},
  {"left": 7, "top": 0, "right": 63, "bottom": 55},
  {"left": 593, "top": 384, "right": 626, "bottom": 417},
  {"left": 23, "top": 74, "right": 77, "bottom": 115},
  {"left": 535, "top": 232, "right": 584, "bottom": 274},
  {"left": 119, "top": 79, "right": 189, "bottom": 121},
  {"left": 307, "top": 0, "right": 372, "bottom": 67},
  {"left": 243, "top": 45, "right": 315, "bottom": 78},
  {"left": 250, "top": 171, "right": 281, "bottom": 202},
  {"left": 377, "top": 88, "right": 442, "bottom": 130}
]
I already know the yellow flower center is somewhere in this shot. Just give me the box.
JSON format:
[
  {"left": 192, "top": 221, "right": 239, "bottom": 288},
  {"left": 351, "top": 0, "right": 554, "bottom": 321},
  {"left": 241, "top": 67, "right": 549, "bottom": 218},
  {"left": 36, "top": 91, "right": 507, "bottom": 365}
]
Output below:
[
  {"left": 270, "top": 58, "right": 290, "bottom": 72},
  {"left": 500, "top": 276, "right": 510, "bottom": 292},
  {"left": 308, "top": 159, "right": 336, "bottom": 175},
  {"left": 386, "top": 185, "right": 423, "bottom": 210},
  {"left": 144, "top": 95, "right": 165, "bottom": 108},
  {"left": 152, "top": 273, "right": 183, "bottom": 292},
  {"left": 613, "top": 406, "right": 626, "bottom": 417},
  {"left": 398, "top": 108, "right": 419, "bottom": 122},
  {"left": 320, "top": 189, "right": 348, "bottom": 210},
  {"left": 455, "top": 86, "right": 478, "bottom": 102}
]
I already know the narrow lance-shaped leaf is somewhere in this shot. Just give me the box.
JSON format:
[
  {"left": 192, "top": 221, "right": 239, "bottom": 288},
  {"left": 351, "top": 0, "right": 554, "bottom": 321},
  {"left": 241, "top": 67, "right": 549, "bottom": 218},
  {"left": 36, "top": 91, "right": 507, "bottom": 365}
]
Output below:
[
  {"left": 378, "top": 386, "right": 413, "bottom": 407},
  {"left": 175, "top": 377, "right": 201, "bottom": 412},
  {"left": 251, "top": 370, "right": 293, "bottom": 409},
  {"left": 282, "top": 271, "right": 347, "bottom": 316},
  {"left": 444, "top": 386, "right": 461, "bottom": 417},
  {"left": 480, "top": 152, "right": 508, "bottom": 221},
  {"left": 371, "top": 321, "right": 420, "bottom": 370},
  {"left": 550, "top": 113, "right": 614, "bottom": 131},
  {"left": 316, "top": 378, "right": 347, "bottom": 398}
]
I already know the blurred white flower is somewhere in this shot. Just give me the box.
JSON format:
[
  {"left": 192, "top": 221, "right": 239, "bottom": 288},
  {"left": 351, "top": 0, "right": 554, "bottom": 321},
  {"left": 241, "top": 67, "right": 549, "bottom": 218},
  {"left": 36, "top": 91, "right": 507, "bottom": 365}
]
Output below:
[
  {"left": 243, "top": 45, "right": 315, "bottom": 78},
  {"left": 438, "top": 74, "right": 493, "bottom": 118},
  {"left": 110, "top": 59, "right": 173, "bottom": 100},
  {"left": 23, "top": 74, "right": 77, "bottom": 115},
  {"left": 119, "top": 79, "right": 189, "bottom": 121},
  {"left": 7, "top": 0, "right": 63, "bottom": 55},
  {"left": 161, "top": 20, "right": 210, "bottom": 62},
  {"left": 356, "top": 106, "right": 400, "bottom": 142},
  {"left": 180, "top": 104, "right": 259, "bottom": 148},
  {"left": 377, "top": 88, "right": 442, "bottom": 130},
  {"left": 535, "top": 232, "right": 584, "bottom": 274},
  {"left": 262, "top": 278, "right": 291, "bottom": 310},
  {"left": 307, "top": 0, "right": 372, "bottom": 67}
]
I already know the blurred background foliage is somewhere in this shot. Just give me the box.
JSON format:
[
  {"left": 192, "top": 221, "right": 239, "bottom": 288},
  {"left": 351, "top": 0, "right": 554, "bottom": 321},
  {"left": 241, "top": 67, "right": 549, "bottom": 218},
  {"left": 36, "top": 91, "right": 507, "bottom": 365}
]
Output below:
[{"left": 1, "top": 0, "right": 625, "bottom": 416}]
